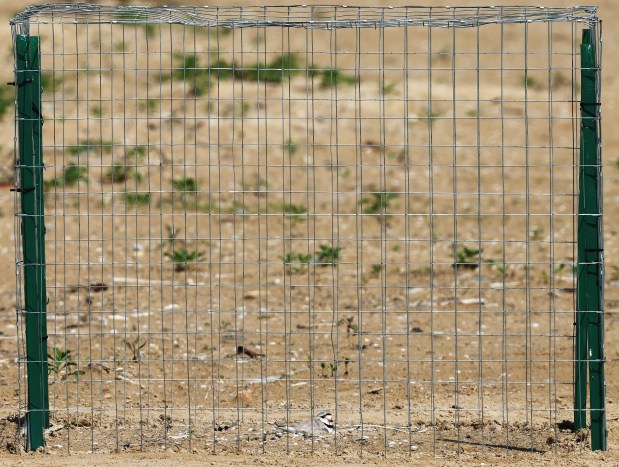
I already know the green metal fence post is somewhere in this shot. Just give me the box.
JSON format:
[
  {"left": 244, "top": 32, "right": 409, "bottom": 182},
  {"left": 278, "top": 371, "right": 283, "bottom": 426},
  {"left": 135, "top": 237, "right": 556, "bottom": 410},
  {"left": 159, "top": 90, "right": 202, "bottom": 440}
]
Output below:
[
  {"left": 575, "top": 28, "right": 606, "bottom": 451},
  {"left": 16, "top": 34, "right": 48, "bottom": 451}
]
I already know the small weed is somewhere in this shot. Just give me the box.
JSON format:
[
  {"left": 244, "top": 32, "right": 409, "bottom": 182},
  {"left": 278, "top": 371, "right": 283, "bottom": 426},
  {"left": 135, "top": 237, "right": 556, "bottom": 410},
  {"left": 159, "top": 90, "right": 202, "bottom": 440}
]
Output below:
[
  {"left": 359, "top": 192, "right": 398, "bottom": 215},
  {"left": 466, "top": 109, "right": 478, "bottom": 118},
  {"left": 40, "top": 71, "right": 62, "bottom": 95},
  {"left": 426, "top": 109, "right": 442, "bottom": 121},
  {"left": 320, "top": 362, "right": 337, "bottom": 378},
  {"left": 530, "top": 226, "right": 544, "bottom": 241},
  {"left": 233, "top": 102, "right": 251, "bottom": 118},
  {"left": 143, "top": 23, "right": 157, "bottom": 39},
  {"left": 172, "top": 176, "right": 198, "bottom": 193},
  {"left": 522, "top": 75, "right": 543, "bottom": 90},
  {"left": 371, "top": 264, "right": 383, "bottom": 277},
  {"left": 125, "top": 336, "right": 147, "bottom": 362},
  {"left": 453, "top": 246, "right": 480, "bottom": 270},
  {"left": 165, "top": 248, "right": 204, "bottom": 272},
  {"left": 283, "top": 139, "right": 298, "bottom": 156},
  {"left": 48, "top": 347, "right": 84, "bottom": 381},
  {"left": 207, "top": 53, "right": 300, "bottom": 83},
  {"left": 224, "top": 201, "right": 250, "bottom": 214},
  {"left": 124, "top": 191, "right": 151, "bottom": 206},
  {"left": 487, "top": 259, "right": 506, "bottom": 276},
  {"left": 126, "top": 145, "right": 147, "bottom": 159},
  {"left": 237, "top": 53, "right": 300, "bottom": 83},
  {"left": 106, "top": 164, "right": 141, "bottom": 183},
  {"left": 339, "top": 316, "right": 359, "bottom": 335},
  {"left": 316, "top": 67, "right": 358, "bottom": 87},
  {"left": 90, "top": 106, "right": 102, "bottom": 118},
  {"left": 172, "top": 54, "right": 210, "bottom": 96},
  {"left": 143, "top": 99, "right": 158, "bottom": 115},
  {"left": 44, "top": 163, "right": 88, "bottom": 189},
  {"left": 316, "top": 244, "right": 342, "bottom": 266},
  {"left": 380, "top": 81, "right": 396, "bottom": 96},
  {"left": 67, "top": 139, "right": 113, "bottom": 156},
  {"left": 342, "top": 356, "right": 351, "bottom": 376},
  {"left": 274, "top": 203, "right": 307, "bottom": 222},
  {"left": 283, "top": 251, "right": 312, "bottom": 273},
  {"left": 219, "top": 321, "right": 232, "bottom": 332},
  {"left": 552, "top": 71, "right": 570, "bottom": 88}
]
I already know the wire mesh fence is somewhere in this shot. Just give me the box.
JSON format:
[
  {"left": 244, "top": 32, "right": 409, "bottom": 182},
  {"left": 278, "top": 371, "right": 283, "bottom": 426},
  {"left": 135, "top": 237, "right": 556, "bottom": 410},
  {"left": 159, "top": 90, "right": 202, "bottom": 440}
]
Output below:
[{"left": 11, "top": 4, "right": 605, "bottom": 456}]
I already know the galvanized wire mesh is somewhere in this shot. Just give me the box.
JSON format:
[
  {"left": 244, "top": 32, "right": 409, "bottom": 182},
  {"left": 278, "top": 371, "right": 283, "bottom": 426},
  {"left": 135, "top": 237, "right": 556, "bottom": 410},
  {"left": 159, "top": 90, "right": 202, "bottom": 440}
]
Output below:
[{"left": 11, "top": 4, "right": 602, "bottom": 456}]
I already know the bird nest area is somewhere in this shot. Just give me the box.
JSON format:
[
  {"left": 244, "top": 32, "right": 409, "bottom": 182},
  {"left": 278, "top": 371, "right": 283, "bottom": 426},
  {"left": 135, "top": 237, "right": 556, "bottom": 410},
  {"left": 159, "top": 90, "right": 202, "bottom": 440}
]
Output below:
[{"left": 10, "top": 5, "right": 598, "bottom": 457}]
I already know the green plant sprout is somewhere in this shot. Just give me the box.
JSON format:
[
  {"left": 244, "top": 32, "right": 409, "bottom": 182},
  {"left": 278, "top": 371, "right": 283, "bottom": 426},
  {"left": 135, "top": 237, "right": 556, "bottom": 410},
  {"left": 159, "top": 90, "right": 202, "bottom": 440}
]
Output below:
[
  {"left": 320, "top": 362, "right": 337, "bottom": 378},
  {"left": 44, "top": 163, "right": 88, "bottom": 189},
  {"left": 48, "top": 347, "right": 84, "bottom": 381},
  {"left": 275, "top": 203, "right": 307, "bottom": 222},
  {"left": 359, "top": 192, "right": 398, "bottom": 215},
  {"left": 125, "top": 336, "right": 147, "bottom": 362},
  {"left": 380, "top": 81, "right": 396, "bottom": 95},
  {"left": 165, "top": 248, "right": 204, "bottom": 272},
  {"left": 206, "top": 53, "right": 300, "bottom": 83},
  {"left": 172, "top": 54, "right": 211, "bottom": 96},
  {"left": 124, "top": 191, "right": 150, "bottom": 206},
  {"left": 126, "top": 145, "right": 147, "bottom": 159},
  {"left": 283, "top": 139, "right": 298, "bottom": 156},
  {"left": 283, "top": 251, "right": 312, "bottom": 273},
  {"left": 342, "top": 356, "right": 351, "bottom": 376},
  {"left": 453, "top": 246, "right": 480, "bottom": 270},
  {"left": 317, "top": 68, "right": 358, "bottom": 87},
  {"left": 106, "top": 163, "right": 142, "bottom": 183},
  {"left": 339, "top": 316, "right": 359, "bottom": 335},
  {"left": 172, "top": 176, "right": 198, "bottom": 193},
  {"left": 67, "top": 139, "right": 113, "bottom": 156},
  {"left": 316, "top": 244, "right": 342, "bottom": 266}
]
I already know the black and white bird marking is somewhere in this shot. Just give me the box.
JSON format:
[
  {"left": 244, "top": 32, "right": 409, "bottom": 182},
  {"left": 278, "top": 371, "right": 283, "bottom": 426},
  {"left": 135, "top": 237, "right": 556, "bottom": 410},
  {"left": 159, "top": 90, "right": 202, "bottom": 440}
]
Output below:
[{"left": 275, "top": 412, "right": 335, "bottom": 436}]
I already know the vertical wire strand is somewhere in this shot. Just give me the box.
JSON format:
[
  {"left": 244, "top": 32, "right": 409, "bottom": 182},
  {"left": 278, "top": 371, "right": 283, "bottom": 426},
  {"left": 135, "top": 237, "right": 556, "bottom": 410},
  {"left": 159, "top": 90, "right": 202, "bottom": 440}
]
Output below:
[
  {"left": 426, "top": 11, "right": 437, "bottom": 455},
  {"left": 499, "top": 17, "right": 510, "bottom": 451},
  {"left": 450, "top": 16, "right": 462, "bottom": 454},
  {"left": 547, "top": 20, "right": 558, "bottom": 453},
  {"left": 523, "top": 20, "right": 534, "bottom": 451},
  {"left": 474, "top": 9, "right": 485, "bottom": 450}
]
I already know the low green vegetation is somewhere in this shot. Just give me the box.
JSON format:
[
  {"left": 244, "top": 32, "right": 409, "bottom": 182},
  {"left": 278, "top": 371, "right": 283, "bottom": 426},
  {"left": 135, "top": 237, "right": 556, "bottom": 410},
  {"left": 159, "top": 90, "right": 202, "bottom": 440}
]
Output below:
[
  {"left": 126, "top": 145, "right": 147, "bottom": 159},
  {"left": 44, "top": 163, "right": 88, "bottom": 189},
  {"left": 106, "top": 163, "right": 142, "bottom": 183},
  {"left": 283, "top": 139, "right": 298, "bottom": 156},
  {"left": 172, "top": 176, "right": 198, "bottom": 193},
  {"left": 316, "top": 244, "right": 342, "bottom": 266},
  {"left": 283, "top": 251, "right": 311, "bottom": 273},
  {"left": 453, "top": 246, "right": 480, "bottom": 270},
  {"left": 273, "top": 202, "right": 307, "bottom": 221},
  {"left": 123, "top": 191, "right": 150, "bottom": 206},
  {"left": 339, "top": 316, "right": 359, "bottom": 335},
  {"left": 48, "top": 347, "right": 84, "bottom": 382},
  {"left": 313, "top": 67, "right": 358, "bottom": 87},
  {"left": 320, "top": 361, "right": 337, "bottom": 378},
  {"left": 67, "top": 139, "right": 113, "bottom": 156},
  {"left": 359, "top": 192, "right": 398, "bottom": 215},
  {"left": 125, "top": 336, "right": 147, "bottom": 362},
  {"left": 172, "top": 54, "right": 211, "bottom": 96},
  {"left": 162, "top": 225, "right": 204, "bottom": 271}
]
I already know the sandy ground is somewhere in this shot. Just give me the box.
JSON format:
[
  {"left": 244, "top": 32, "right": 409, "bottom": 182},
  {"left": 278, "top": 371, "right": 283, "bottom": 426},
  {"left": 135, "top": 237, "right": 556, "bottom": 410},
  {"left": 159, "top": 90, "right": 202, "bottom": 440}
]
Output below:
[{"left": 0, "top": 0, "right": 618, "bottom": 465}]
